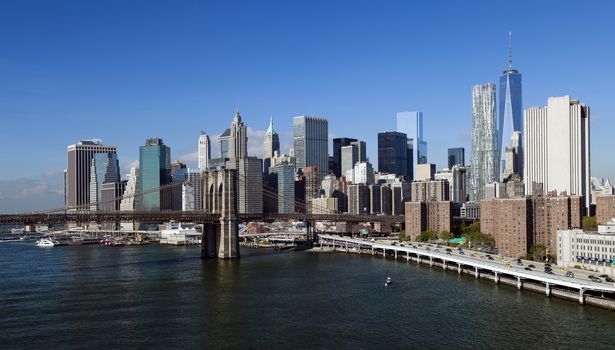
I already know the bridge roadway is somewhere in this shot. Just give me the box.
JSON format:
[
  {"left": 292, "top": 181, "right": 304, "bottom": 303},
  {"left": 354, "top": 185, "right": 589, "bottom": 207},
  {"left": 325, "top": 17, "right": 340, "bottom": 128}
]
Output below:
[
  {"left": 0, "top": 211, "right": 405, "bottom": 225},
  {"left": 318, "top": 234, "right": 615, "bottom": 304}
]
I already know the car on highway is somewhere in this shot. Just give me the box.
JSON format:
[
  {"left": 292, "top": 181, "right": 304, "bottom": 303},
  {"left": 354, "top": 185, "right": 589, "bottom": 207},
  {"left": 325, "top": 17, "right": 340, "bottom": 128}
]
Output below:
[
  {"left": 392, "top": 242, "right": 397, "bottom": 246},
  {"left": 565, "top": 271, "right": 574, "bottom": 278},
  {"left": 459, "top": 251, "right": 465, "bottom": 255},
  {"left": 445, "top": 248, "right": 452, "bottom": 253},
  {"left": 590, "top": 276, "right": 602, "bottom": 282},
  {"left": 545, "top": 270, "right": 555, "bottom": 275},
  {"left": 599, "top": 274, "right": 615, "bottom": 282},
  {"left": 528, "top": 264, "right": 536, "bottom": 268},
  {"left": 524, "top": 267, "right": 532, "bottom": 271}
]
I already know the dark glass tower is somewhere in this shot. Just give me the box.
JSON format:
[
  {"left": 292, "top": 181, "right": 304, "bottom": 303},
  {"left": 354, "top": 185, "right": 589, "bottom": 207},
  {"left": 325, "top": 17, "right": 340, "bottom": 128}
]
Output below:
[
  {"left": 377, "top": 132, "right": 408, "bottom": 178},
  {"left": 447, "top": 147, "right": 465, "bottom": 169},
  {"left": 498, "top": 32, "right": 523, "bottom": 178},
  {"left": 332, "top": 137, "right": 357, "bottom": 177}
]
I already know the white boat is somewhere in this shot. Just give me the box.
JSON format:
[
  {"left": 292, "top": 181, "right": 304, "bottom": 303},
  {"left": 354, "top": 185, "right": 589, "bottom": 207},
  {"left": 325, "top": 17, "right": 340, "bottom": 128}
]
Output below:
[
  {"left": 385, "top": 276, "right": 392, "bottom": 286},
  {"left": 36, "top": 238, "right": 55, "bottom": 247}
]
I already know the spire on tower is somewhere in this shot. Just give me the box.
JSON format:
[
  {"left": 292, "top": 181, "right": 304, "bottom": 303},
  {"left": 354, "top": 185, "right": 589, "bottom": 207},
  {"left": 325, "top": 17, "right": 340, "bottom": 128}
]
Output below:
[
  {"left": 508, "top": 31, "right": 513, "bottom": 69},
  {"left": 266, "top": 116, "right": 275, "bottom": 134}
]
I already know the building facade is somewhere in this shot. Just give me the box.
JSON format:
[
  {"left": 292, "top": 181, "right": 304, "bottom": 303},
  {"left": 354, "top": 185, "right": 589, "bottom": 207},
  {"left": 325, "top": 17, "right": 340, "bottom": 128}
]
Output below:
[
  {"left": 139, "top": 138, "right": 172, "bottom": 211},
  {"left": 293, "top": 116, "right": 328, "bottom": 178},
  {"left": 198, "top": 131, "right": 211, "bottom": 172},
  {"left": 332, "top": 137, "right": 357, "bottom": 177},
  {"left": 268, "top": 163, "right": 295, "bottom": 214},
  {"left": 596, "top": 195, "right": 615, "bottom": 225},
  {"left": 229, "top": 110, "right": 248, "bottom": 159},
  {"left": 405, "top": 201, "right": 453, "bottom": 240},
  {"left": 263, "top": 117, "right": 280, "bottom": 174},
  {"left": 557, "top": 222, "right": 615, "bottom": 274},
  {"left": 447, "top": 147, "right": 465, "bottom": 169},
  {"left": 397, "top": 111, "right": 427, "bottom": 179},
  {"left": 470, "top": 83, "right": 499, "bottom": 201},
  {"left": 378, "top": 131, "right": 408, "bottom": 178}
]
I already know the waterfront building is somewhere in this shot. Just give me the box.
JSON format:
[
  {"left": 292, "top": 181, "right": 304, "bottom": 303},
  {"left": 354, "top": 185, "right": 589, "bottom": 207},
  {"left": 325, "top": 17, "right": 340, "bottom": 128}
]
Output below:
[
  {"left": 332, "top": 137, "right": 357, "bottom": 177},
  {"left": 397, "top": 111, "right": 427, "bottom": 179},
  {"left": 380, "top": 185, "right": 392, "bottom": 215},
  {"left": 447, "top": 147, "right": 465, "bottom": 169},
  {"left": 268, "top": 163, "right": 295, "bottom": 214},
  {"left": 198, "top": 132, "right": 211, "bottom": 172},
  {"left": 377, "top": 131, "right": 408, "bottom": 178},
  {"left": 138, "top": 138, "right": 172, "bottom": 211},
  {"left": 66, "top": 139, "right": 117, "bottom": 210},
  {"left": 416, "top": 163, "right": 436, "bottom": 181},
  {"left": 470, "top": 83, "right": 499, "bottom": 202},
  {"left": 405, "top": 201, "right": 453, "bottom": 240},
  {"left": 596, "top": 195, "right": 615, "bottom": 225},
  {"left": 524, "top": 96, "right": 591, "bottom": 212},
  {"left": 481, "top": 194, "right": 583, "bottom": 258},
  {"left": 498, "top": 33, "right": 523, "bottom": 179},
  {"left": 217, "top": 128, "right": 231, "bottom": 159},
  {"left": 411, "top": 179, "right": 450, "bottom": 202},
  {"left": 88, "top": 152, "right": 120, "bottom": 211},
  {"left": 293, "top": 116, "right": 328, "bottom": 178},
  {"left": 263, "top": 117, "right": 280, "bottom": 174},
  {"left": 557, "top": 220, "right": 615, "bottom": 274}
]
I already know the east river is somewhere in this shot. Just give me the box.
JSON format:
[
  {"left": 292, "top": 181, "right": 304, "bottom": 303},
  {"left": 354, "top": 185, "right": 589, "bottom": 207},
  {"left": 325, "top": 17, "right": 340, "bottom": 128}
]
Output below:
[{"left": 1, "top": 242, "right": 615, "bottom": 349}]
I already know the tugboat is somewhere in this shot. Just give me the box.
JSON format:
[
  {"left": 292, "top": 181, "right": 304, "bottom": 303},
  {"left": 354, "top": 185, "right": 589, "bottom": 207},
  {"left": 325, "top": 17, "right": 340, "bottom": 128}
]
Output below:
[{"left": 385, "top": 276, "right": 392, "bottom": 286}]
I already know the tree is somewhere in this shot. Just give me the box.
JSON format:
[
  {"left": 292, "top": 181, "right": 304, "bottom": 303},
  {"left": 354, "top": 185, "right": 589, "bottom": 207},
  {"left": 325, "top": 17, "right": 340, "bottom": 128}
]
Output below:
[
  {"left": 438, "top": 231, "right": 454, "bottom": 240},
  {"left": 529, "top": 244, "right": 547, "bottom": 262},
  {"left": 417, "top": 230, "right": 438, "bottom": 242},
  {"left": 583, "top": 216, "right": 597, "bottom": 231}
]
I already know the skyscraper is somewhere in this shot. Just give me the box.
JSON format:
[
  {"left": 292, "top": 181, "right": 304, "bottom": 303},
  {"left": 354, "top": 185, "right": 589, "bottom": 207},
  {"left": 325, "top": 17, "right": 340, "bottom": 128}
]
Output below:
[
  {"left": 268, "top": 163, "right": 295, "bottom": 214},
  {"left": 293, "top": 116, "right": 328, "bottom": 178},
  {"left": 470, "top": 83, "right": 499, "bottom": 201},
  {"left": 263, "top": 117, "right": 280, "bottom": 174},
  {"left": 218, "top": 128, "right": 231, "bottom": 159},
  {"left": 89, "top": 152, "right": 120, "bottom": 211},
  {"left": 332, "top": 137, "right": 357, "bottom": 177},
  {"left": 198, "top": 131, "right": 211, "bottom": 172},
  {"left": 524, "top": 96, "right": 591, "bottom": 211},
  {"left": 498, "top": 33, "right": 523, "bottom": 179},
  {"left": 229, "top": 110, "right": 248, "bottom": 159},
  {"left": 66, "top": 139, "right": 117, "bottom": 210},
  {"left": 139, "top": 138, "right": 171, "bottom": 211},
  {"left": 397, "top": 111, "right": 427, "bottom": 180},
  {"left": 377, "top": 131, "right": 408, "bottom": 178},
  {"left": 341, "top": 145, "right": 358, "bottom": 178},
  {"left": 447, "top": 147, "right": 465, "bottom": 169}
]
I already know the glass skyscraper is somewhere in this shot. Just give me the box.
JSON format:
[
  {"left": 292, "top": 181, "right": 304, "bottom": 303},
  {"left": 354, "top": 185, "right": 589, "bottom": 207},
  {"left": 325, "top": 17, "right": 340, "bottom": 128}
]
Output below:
[
  {"left": 396, "top": 111, "right": 427, "bottom": 181},
  {"left": 470, "top": 83, "right": 498, "bottom": 201},
  {"left": 447, "top": 147, "right": 465, "bottom": 169},
  {"left": 377, "top": 131, "right": 408, "bottom": 178},
  {"left": 139, "top": 138, "right": 171, "bottom": 211},
  {"left": 498, "top": 33, "right": 523, "bottom": 179},
  {"left": 293, "top": 116, "right": 328, "bottom": 178}
]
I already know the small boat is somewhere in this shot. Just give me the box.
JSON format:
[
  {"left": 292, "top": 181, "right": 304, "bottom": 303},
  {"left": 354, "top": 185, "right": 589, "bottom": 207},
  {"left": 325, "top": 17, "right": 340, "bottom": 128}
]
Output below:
[
  {"left": 36, "top": 238, "right": 55, "bottom": 247},
  {"left": 385, "top": 276, "right": 392, "bottom": 286}
]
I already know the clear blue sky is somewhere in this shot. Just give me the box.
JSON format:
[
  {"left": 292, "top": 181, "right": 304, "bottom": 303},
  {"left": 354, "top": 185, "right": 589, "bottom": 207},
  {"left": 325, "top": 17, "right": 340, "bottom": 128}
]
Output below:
[{"left": 1, "top": 0, "right": 614, "bottom": 212}]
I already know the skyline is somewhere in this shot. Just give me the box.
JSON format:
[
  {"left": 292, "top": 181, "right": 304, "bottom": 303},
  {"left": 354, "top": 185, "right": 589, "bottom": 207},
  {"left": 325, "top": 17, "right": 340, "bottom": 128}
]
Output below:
[{"left": 1, "top": 0, "right": 615, "bottom": 212}]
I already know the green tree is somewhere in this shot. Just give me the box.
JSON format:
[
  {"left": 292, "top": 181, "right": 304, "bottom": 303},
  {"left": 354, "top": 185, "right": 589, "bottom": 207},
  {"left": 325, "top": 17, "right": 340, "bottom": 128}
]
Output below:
[
  {"left": 529, "top": 244, "right": 547, "bottom": 262},
  {"left": 438, "top": 231, "right": 454, "bottom": 240},
  {"left": 583, "top": 216, "right": 597, "bottom": 231}
]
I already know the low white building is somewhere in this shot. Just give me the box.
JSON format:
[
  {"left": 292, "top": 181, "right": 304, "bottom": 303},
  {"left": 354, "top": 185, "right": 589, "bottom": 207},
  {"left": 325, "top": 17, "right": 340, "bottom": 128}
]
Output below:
[
  {"left": 557, "top": 218, "right": 615, "bottom": 274},
  {"left": 160, "top": 222, "right": 201, "bottom": 245}
]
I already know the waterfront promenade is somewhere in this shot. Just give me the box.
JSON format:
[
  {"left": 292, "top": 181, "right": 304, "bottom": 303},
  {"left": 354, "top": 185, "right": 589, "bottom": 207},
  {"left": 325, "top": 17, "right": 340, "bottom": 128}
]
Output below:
[{"left": 318, "top": 234, "right": 615, "bottom": 308}]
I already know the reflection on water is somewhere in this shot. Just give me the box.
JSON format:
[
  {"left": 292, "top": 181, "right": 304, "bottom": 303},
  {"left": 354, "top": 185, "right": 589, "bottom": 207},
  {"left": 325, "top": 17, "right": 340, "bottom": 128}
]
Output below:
[{"left": 1, "top": 242, "right": 615, "bottom": 350}]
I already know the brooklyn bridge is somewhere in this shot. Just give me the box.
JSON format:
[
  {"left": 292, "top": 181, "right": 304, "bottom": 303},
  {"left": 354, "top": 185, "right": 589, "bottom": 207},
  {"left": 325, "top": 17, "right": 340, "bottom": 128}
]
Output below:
[{"left": 0, "top": 169, "right": 405, "bottom": 259}]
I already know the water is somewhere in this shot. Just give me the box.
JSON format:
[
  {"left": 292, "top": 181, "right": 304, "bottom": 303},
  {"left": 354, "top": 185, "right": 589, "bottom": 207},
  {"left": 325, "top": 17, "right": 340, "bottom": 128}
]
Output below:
[{"left": 1, "top": 242, "right": 615, "bottom": 349}]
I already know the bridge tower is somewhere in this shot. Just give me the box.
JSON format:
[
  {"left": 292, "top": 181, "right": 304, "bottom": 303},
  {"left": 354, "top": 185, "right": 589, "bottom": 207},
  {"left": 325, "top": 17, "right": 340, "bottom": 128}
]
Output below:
[{"left": 201, "top": 169, "right": 240, "bottom": 259}]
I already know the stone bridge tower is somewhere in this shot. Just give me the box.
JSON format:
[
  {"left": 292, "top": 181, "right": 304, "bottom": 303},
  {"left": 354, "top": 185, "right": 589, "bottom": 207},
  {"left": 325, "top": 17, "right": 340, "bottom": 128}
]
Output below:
[{"left": 201, "top": 169, "right": 240, "bottom": 259}]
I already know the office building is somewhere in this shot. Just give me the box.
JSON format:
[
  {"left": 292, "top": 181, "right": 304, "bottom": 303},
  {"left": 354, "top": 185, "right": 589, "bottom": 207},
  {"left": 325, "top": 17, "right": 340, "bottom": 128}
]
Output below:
[
  {"left": 332, "top": 137, "right": 357, "bottom": 177},
  {"left": 557, "top": 221, "right": 615, "bottom": 274},
  {"left": 503, "top": 131, "right": 522, "bottom": 179},
  {"left": 268, "top": 163, "right": 295, "bottom": 214},
  {"left": 312, "top": 197, "right": 338, "bottom": 214},
  {"left": 378, "top": 131, "right": 408, "bottom": 178},
  {"left": 470, "top": 83, "right": 499, "bottom": 201},
  {"left": 229, "top": 110, "right": 248, "bottom": 159},
  {"left": 405, "top": 201, "right": 453, "bottom": 240},
  {"left": 447, "top": 147, "right": 465, "bottom": 169},
  {"left": 303, "top": 166, "right": 321, "bottom": 213},
  {"left": 120, "top": 167, "right": 140, "bottom": 211},
  {"left": 139, "top": 138, "right": 172, "bottom": 211},
  {"left": 218, "top": 128, "right": 230, "bottom": 159},
  {"left": 182, "top": 171, "right": 202, "bottom": 211},
  {"left": 341, "top": 145, "right": 358, "bottom": 178},
  {"left": 171, "top": 161, "right": 187, "bottom": 211},
  {"left": 596, "top": 195, "right": 615, "bottom": 225},
  {"left": 411, "top": 179, "right": 450, "bottom": 202},
  {"left": 591, "top": 178, "right": 614, "bottom": 205},
  {"left": 524, "top": 96, "right": 591, "bottom": 211},
  {"left": 227, "top": 157, "right": 263, "bottom": 214},
  {"left": 293, "top": 116, "right": 328, "bottom": 178},
  {"left": 397, "top": 111, "right": 427, "bottom": 179},
  {"left": 498, "top": 33, "right": 523, "bottom": 180},
  {"left": 89, "top": 152, "right": 120, "bottom": 211},
  {"left": 435, "top": 166, "right": 467, "bottom": 204},
  {"left": 348, "top": 184, "right": 370, "bottom": 214},
  {"left": 263, "top": 117, "right": 280, "bottom": 174},
  {"left": 353, "top": 161, "right": 374, "bottom": 185},
  {"left": 66, "top": 140, "right": 117, "bottom": 210},
  {"left": 198, "top": 132, "right": 211, "bottom": 172}
]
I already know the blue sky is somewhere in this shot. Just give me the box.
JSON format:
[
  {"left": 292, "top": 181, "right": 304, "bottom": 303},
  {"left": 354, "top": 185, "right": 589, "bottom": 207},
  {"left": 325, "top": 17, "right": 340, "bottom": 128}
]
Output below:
[{"left": 1, "top": 0, "right": 614, "bottom": 212}]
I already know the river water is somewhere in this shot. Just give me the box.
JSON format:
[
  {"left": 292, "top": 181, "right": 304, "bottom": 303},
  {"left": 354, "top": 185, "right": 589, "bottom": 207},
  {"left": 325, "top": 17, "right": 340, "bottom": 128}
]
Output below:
[{"left": 1, "top": 242, "right": 614, "bottom": 349}]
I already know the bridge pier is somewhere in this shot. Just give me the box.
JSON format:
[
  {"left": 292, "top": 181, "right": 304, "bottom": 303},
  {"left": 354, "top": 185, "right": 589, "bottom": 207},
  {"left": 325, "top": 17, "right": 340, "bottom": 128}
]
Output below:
[
  {"left": 202, "top": 219, "right": 240, "bottom": 259},
  {"left": 545, "top": 283, "right": 551, "bottom": 297},
  {"left": 579, "top": 289, "right": 585, "bottom": 304},
  {"left": 516, "top": 276, "right": 523, "bottom": 290}
]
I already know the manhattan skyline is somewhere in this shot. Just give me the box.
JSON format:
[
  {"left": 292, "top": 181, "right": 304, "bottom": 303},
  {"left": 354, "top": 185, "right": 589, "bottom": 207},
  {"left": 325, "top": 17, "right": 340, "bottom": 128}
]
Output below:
[{"left": 1, "top": 0, "right": 615, "bottom": 212}]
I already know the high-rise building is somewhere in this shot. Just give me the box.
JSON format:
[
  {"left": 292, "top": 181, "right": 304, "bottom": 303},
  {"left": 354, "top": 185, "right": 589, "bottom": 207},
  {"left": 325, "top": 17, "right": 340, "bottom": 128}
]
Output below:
[
  {"left": 353, "top": 161, "right": 374, "bottom": 185},
  {"left": 303, "top": 166, "right": 321, "bottom": 213},
  {"left": 435, "top": 166, "right": 468, "bottom": 204},
  {"left": 341, "top": 145, "right": 358, "bottom": 178},
  {"left": 524, "top": 96, "right": 591, "bottom": 211},
  {"left": 405, "top": 201, "right": 452, "bottom": 240},
  {"left": 182, "top": 171, "right": 202, "bottom": 211},
  {"left": 377, "top": 131, "right": 408, "bottom": 178},
  {"left": 397, "top": 111, "right": 427, "bottom": 179},
  {"left": 268, "top": 163, "right": 295, "bottom": 214},
  {"left": 348, "top": 184, "right": 370, "bottom": 214},
  {"left": 120, "top": 167, "right": 140, "bottom": 211},
  {"left": 227, "top": 157, "right": 263, "bottom": 214},
  {"left": 218, "top": 128, "right": 231, "bottom": 159},
  {"left": 498, "top": 33, "right": 523, "bottom": 179},
  {"left": 470, "top": 83, "right": 499, "bottom": 201},
  {"left": 171, "top": 161, "right": 187, "bottom": 211},
  {"left": 503, "top": 131, "right": 522, "bottom": 179},
  {"left": 596, "top": 195, "right": 615, "bottom": 225},
  {"left": 139, "top": 138, "right": 172, "bottom": 211},
  {"left": 447, "top": 147, "right": 465, "bottom": 169},
  {"left": 416, "top": 163, "right": 436, "bottom": 181},
  {"left": 332, "top": 137, "right": 357, "bottom": 177},
  {"left": 198, "top": 132, "right": 211, "bottom": 172},
  {"left": 350, "top": 140, "right": 367, "bottom": 163},
  {"left": 229, "top": 110, "right": 248, "bottom": 159},
  {"left": 411, "top": 179, "right": 450, "bottom": 202},
  {"left": 66, "top": 139, "right": 117, "bottom": 211},
  {"left": 89, "top": 152, "right": 120, "bottom": 211},
  {"left": 263, "top": 117, "right": 280, "bottom": 174},
  {"left": 293, "top": 116, "right": 328, "bottom": 178}
]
